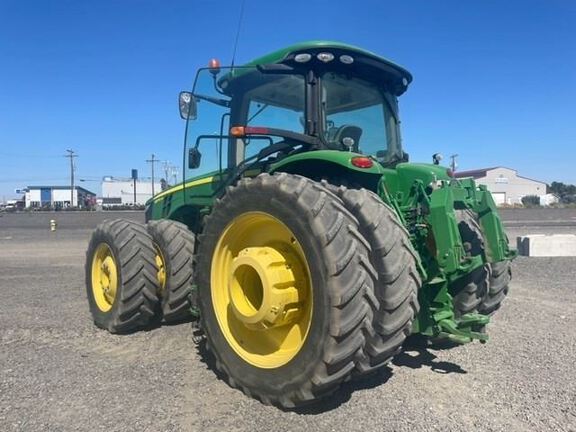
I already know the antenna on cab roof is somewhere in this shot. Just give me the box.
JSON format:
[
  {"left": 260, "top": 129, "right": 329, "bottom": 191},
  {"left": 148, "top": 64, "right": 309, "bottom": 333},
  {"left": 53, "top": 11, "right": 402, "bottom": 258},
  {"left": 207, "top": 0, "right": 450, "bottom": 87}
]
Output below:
[{"left": 230, "top": 0, "right": 246, "bottom": 68}]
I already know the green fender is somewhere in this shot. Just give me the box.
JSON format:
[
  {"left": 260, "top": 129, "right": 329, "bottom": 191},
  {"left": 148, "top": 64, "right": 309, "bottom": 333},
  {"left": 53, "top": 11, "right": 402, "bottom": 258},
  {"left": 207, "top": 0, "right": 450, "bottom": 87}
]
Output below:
[{"left": 269, "top": 150, "right": 385, "bottom": 189}]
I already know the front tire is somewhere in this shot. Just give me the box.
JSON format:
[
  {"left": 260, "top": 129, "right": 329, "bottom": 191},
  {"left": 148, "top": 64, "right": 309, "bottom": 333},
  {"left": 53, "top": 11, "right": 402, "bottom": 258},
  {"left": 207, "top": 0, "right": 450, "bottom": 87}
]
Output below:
[
  {"left": 450, "top": 210, "right": 490, "bottom": 318},
  {"left": 196, "top": 173, "right": 375, "bottom": 408},
  {"left": 479, "top": 260, "right": 511, "bottom": 315},
  {"left": 85, "top": 219, "right": 159, "bottom": 333}
]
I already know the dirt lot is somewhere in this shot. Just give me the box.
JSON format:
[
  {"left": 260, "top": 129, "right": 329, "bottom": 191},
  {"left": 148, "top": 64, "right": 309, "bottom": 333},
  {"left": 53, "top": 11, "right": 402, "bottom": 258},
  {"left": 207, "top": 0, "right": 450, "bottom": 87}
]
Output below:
[{"left": 0, "top": 211, "right": 575, "bottom": 432}]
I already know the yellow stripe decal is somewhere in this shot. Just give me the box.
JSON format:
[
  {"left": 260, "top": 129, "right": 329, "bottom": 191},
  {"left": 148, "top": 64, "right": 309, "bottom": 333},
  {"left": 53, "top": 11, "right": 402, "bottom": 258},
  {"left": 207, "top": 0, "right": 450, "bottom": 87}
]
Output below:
[{"left": 153, "top": 176, "right": 214, "bottom": 202}]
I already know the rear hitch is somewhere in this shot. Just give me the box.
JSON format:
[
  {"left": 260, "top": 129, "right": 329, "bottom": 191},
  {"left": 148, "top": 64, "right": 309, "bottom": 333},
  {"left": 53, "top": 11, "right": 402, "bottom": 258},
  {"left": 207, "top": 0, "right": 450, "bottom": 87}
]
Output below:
[{"left": 435, "top": 311, "right": 490, "bottom": 344}]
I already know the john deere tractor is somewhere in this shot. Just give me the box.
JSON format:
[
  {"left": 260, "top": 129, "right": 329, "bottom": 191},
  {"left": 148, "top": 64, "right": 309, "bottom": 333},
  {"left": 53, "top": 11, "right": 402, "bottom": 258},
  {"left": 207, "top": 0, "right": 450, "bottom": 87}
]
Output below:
[{"left": 86, "top": 41, "right": 515, "bottom": 408}]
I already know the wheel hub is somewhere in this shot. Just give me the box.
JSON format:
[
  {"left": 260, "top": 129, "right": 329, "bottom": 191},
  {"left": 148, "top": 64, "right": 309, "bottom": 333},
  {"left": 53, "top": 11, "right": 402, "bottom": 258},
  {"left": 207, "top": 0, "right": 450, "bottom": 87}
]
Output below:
[
  {"left": 91, "top": 243, "right": 118, "bottom": 312},
  {"left": 154, "top": 248, "right": 166, "bottom": 292},
  {"left": 100, "top": 257, "right": 117, "bottom": 303},
  {"left": 210, "top": 212, "right": 313, "bottom": 368},
  {"left": 229, "top": 246, "right": 301, "bottom": 330}
]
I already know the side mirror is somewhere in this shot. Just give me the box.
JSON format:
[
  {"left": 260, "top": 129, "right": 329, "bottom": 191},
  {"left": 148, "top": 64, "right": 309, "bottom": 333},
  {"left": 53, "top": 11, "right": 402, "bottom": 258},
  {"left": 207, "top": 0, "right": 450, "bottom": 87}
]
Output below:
[
  {"left": 179, "top": 91, "right": 197, "bottom": 120},
  {"left": 188, "top": 147, "right": 202, "bottom": 169}
]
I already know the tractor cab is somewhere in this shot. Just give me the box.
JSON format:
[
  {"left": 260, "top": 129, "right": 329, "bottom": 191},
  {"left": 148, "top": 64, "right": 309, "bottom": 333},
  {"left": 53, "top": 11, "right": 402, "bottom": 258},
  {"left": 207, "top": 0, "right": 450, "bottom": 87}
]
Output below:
[{"left": 179, "top": 41, "right": 413, "bottom": 181}]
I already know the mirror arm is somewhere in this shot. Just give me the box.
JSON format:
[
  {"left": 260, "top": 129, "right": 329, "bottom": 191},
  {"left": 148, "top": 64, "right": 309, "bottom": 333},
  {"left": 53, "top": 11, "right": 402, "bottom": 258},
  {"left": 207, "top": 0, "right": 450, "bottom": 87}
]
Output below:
[{"left": 193, "top": 93, "right": 230, "bottom": 108}]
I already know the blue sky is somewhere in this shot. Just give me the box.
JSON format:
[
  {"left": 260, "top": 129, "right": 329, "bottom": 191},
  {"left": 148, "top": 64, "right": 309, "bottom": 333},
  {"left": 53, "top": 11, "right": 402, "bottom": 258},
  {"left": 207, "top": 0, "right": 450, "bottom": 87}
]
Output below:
[{"left": 1, "top": 0, "right": 575, "bottom": 199}]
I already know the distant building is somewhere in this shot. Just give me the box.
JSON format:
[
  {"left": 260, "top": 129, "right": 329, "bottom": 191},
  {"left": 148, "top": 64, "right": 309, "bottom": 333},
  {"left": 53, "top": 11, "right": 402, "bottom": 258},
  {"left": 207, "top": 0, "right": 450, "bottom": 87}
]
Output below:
[
  {"left": 539, "top": 193, "right": 559, "bottom": 206},
  {"left": 101, "top": 176, "right": 163, "bottom": 206},
  {"left": 455, "top": 167, "right": 547, "bottom": 206},
  {"left": 25, "top": 186, "right": 96, "bottom": 208}
]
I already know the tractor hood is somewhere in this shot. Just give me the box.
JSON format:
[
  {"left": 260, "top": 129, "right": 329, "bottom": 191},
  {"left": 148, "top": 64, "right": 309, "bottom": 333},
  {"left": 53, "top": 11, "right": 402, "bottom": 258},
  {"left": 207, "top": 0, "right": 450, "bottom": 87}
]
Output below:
[{"left": 396, "top": 163, "right": 452, "bottom": 184}]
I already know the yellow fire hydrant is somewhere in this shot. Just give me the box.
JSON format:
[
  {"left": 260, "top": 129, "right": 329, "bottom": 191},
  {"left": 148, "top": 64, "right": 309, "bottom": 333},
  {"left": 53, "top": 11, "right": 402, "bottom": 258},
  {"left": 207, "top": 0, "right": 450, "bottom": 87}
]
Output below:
[{"left": 50, "top": 219, "right": 57, "bottom": 232}]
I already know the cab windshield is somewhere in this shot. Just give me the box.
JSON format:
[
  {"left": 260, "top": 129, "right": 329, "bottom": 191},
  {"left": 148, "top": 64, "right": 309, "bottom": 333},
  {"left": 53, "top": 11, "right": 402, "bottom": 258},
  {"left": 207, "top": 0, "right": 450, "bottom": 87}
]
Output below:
[
  {"left": 320, "top": 72, "right": 402, "bottom": 164},
  {"left": 184, "top": 66, "right": 402, "bottom": 180}
]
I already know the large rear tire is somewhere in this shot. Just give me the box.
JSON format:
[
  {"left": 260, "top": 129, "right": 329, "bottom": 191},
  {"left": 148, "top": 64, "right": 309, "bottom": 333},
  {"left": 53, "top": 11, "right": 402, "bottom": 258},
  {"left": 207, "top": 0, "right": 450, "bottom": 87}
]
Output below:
[
  {"left": 329, "top": 186, "right": 421, "bottom": 374},
  {"left": 85, "top": 219, "right": 159, "bottom": 333},
  {"left": 147, "top": 219, "right": 196, "bottom": 323},
  {"left": 196, "top": 173, "right": 375, "bottom": 408}
]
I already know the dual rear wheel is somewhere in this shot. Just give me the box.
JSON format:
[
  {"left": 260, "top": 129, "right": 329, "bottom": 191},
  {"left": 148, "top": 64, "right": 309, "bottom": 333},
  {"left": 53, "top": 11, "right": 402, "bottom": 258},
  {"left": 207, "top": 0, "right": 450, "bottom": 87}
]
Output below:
[
  {"left": 196, "top": 174, "right": 420, "bottom": 407},
  {"left": 85, "top": 174, "right": 422, "bottom": 408},
  {"left": 86, "top": 219, "right": 196, "bottom": 333}
]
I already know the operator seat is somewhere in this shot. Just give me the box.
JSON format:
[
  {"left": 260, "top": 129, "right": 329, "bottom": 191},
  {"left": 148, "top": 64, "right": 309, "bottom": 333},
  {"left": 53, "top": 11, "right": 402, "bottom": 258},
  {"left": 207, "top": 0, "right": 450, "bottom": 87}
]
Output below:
[{"left": 327, "top": 125, "right": 363, "bottom": 152}]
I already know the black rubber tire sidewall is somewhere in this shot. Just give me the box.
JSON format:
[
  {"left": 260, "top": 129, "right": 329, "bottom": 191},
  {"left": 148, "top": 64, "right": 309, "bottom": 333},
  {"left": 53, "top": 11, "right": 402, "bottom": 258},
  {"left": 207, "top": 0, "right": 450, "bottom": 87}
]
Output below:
[
  {"left": 85, "top": 219, "right": 159, "bottom": 333},
  {"left": 85, "top": 224, "right": 124, "bottom": 327},
  {"left": 197, "top": 187, "right": 333, "bottom": 399},
  {"left": 147, "top": 219, "right": 196, "bottom": 322}
]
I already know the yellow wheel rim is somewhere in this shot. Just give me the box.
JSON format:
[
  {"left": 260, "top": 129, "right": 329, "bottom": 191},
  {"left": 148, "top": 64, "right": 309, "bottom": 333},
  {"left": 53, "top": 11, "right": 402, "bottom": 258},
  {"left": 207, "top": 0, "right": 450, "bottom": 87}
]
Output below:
[
  {"left": 211, "top": 212, "right": 312, "bottom": 368},
  {"left": 154, "top": 245, "right": 167, "bottom": 292},
  {"left": 91, "top": 243, "right": 118, "bottom": 312}
]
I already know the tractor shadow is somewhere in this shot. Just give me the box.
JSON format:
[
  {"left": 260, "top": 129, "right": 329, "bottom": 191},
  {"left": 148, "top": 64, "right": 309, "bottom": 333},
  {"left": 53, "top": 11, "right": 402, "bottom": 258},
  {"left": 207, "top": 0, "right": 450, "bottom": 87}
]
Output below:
[
  {"left": 392, "top": 349, "right": 467, "bottom": 374},
  {"left": 193, "top": 331, "right": 395, "bottom": 413},
  {"left": 193, "top": 329, "right": 466, "bottom": 414},
  {"left": 137, "top": 307, "right": 196, "bottom": 333},
  {"left": 395, "top": 335, "right": 468, "bottom": 375},
  {"left": 297, "top": 346, "right": 466, "bottom": 414},
  {"left": 293, "top": 368, "right": 394, "bottom": 414}
]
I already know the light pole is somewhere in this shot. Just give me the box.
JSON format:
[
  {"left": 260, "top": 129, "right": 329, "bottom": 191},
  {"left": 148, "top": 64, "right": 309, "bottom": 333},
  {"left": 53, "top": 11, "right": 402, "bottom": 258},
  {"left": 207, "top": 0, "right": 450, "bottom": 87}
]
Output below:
[{"left": 131, "top": 169, "right": 138, "bottom": 205}]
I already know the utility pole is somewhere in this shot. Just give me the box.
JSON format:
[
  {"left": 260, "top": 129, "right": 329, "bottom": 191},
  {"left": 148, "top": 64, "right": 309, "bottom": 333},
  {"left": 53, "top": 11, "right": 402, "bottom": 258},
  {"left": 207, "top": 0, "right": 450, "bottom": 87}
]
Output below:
[
  {"left": 65, "top": 149, "right": 77, "bottom": 207},
  {"left": 171, "top": 165, "right": 178, "bottom": 185},
  {"left": 450, "top": 154, "right": 459, "bottom": 173},
  {"left": 162, "top": 161, "right": 178, "bottom": 187},
  {"left": 162, "top": 161, "right": 170, "bottom": 185},
  {"left": 146, "top": 154, "right": 160, "bottom": 197}
]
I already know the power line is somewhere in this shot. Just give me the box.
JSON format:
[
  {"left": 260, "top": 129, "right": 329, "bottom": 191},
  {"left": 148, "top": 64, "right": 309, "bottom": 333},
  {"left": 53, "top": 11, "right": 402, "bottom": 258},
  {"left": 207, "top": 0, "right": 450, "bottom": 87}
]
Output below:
[
  {"left": 0, "top": 178, "right": 69, "bottom": 183},
  {"left": 0, "top": 152, "right": 62, "bottom": 159}
]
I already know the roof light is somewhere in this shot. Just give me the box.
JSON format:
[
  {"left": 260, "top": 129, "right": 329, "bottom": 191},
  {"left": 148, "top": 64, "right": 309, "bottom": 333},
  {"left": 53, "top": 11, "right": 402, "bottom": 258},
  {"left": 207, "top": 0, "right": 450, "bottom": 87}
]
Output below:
[
  {"left": 351, "top": 156, "right": 373, "bottom": 169},
  {"left": 208, "top": 58, "right": 221, "bottom": 75},
  {"left": 230, "top": 126, "right": 245, "bottom": 136},
  {"left": 294, "top": 53, "right": 312, "bottom": 63},
  {"left": 316, "top": 52, "right": 334, "bottom": 63},
  {"left": 339, "top": 55, "right": 354, "bottom": 64}
]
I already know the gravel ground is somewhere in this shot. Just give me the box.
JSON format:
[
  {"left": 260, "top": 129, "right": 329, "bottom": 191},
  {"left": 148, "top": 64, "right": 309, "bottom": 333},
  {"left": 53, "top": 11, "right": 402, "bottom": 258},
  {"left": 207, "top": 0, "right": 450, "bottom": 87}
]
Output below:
[{"left": 0, "top": 211, "right": 575, "bottom": 432}]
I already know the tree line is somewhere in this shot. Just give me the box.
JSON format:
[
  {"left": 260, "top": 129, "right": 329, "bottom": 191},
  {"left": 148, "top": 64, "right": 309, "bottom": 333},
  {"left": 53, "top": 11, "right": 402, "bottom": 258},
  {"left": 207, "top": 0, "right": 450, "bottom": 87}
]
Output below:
[{"left": 548, "top": 181, "right": 576, "bottom": 204}]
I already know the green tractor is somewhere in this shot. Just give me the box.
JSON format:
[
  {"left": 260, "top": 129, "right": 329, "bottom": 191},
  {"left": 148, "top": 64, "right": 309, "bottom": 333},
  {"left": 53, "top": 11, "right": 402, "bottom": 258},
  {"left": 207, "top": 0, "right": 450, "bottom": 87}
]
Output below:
[{"left": 85, "top": 41, "right": 515, "bottom": 408}]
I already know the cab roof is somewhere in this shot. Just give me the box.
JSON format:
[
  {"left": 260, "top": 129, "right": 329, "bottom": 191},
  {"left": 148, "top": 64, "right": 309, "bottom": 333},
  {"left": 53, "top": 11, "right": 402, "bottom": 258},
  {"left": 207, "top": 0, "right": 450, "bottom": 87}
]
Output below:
[{"left": 245, "top": 40, "right": 413, "bottom": 89}]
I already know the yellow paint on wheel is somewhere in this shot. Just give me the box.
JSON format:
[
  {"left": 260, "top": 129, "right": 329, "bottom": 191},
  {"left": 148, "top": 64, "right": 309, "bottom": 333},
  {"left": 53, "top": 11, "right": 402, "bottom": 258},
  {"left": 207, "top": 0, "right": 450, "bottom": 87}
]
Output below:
[
  {"left": 91, "top": 243, "right": 118, "bottom": 312},
  {"left": 211, "top": 212, "right": 312, "bottom": 369},
  {"left": 154, "top": 245, "right": 167, "bottom": 293}
]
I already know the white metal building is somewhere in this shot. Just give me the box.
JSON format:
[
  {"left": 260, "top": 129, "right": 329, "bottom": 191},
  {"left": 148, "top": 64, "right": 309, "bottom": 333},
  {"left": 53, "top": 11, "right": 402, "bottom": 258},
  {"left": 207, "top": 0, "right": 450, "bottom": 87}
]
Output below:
[
  {"left": 455, "top": 167, "right": 547, "bottom": 206},
  {"left": 25, "top": 186, "right": 96, "bottom": 208},
  {"left": 101, "top": 177, "right": 163, "bottom": 206}
]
